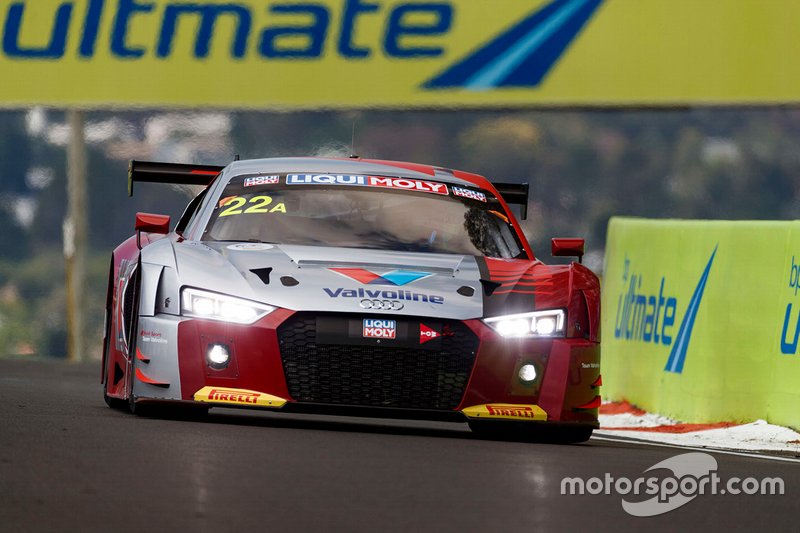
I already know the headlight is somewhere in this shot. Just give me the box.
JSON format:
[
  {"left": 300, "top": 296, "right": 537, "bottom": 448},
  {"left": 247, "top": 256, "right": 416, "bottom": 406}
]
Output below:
[
  {"left": 181, "top": 288, "right": 275, "bottom": 324},
  {"left": 484, "top": 310, "right": 566, "bottom": 338}
]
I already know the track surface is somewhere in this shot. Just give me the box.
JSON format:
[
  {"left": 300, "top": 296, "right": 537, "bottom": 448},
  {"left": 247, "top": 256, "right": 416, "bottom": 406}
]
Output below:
[{"left": 0, "top": 359, "right": 796, "bottom": 532}]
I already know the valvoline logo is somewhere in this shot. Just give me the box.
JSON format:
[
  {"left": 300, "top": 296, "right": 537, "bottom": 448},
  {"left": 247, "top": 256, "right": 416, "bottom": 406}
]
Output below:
[
  {"left": 330, "top": 268, "right": 432, "bottom": 286},
  {"left": 613, "top": 247, "right": 717, "bottom": 374}
]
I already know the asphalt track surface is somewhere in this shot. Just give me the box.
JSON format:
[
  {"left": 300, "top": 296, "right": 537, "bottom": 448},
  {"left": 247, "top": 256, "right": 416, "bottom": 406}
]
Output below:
[{"left": 0, "top": 359, "right": 797, "bottom": 533}]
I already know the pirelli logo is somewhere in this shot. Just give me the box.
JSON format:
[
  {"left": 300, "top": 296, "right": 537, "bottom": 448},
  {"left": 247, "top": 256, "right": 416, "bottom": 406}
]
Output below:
[
  {"left": 462, "top": 403, "right": 548, "bottom": 421},
  {"left": 209, "top": 389, "right": 260, "bottom": 404},
  {"left": 193, "top": 386, "right": 287, "bottom": 408}
]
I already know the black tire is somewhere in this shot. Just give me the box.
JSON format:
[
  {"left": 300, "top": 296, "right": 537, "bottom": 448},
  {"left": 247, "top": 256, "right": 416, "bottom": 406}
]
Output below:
[{"left": 468, "top": 421, "right": 594, "bottom": 444}]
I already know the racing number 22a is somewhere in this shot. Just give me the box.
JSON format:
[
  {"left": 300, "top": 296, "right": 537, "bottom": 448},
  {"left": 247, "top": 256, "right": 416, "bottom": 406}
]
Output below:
[{"left": 219, "top": 196, "right": 286, "bottom": 217}]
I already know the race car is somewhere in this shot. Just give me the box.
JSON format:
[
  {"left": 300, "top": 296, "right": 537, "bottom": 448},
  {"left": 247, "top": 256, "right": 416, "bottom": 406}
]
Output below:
[{"left": 102, "top": 157, "right": 601, "bottom": 443}]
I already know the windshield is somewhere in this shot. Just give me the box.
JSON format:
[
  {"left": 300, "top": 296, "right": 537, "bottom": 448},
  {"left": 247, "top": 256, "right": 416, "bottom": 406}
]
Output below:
[{"left": 202, "top": 173, "right": 525, "bottom": 258}]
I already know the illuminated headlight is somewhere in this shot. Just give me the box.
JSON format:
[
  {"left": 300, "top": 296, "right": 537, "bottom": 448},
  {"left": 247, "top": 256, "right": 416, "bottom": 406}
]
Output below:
[
  {"left": 484, "top": 310, "right": 566, "bottom": 338},
  {"left": 207, "top": 344, "right": 231, "bottom": 369},
  {"left": 519, "top": 364, "right": 538, "bottom": 383},
  {"left": 181, "top": 288, "right": 275, "bottom": 324}
]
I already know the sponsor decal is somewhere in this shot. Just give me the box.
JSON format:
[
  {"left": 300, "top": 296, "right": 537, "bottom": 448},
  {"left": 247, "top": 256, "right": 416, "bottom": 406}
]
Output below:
[
  {"left": 244, "top": 175, "right": 280, "bottom": 187},
  {"left": 451, "top": 186, "right": 487, "bottom": 202},
  {"left": 781, "top": 256, "right": 800, "bottom": 354},
  {"left": 330, "top": 268, "right": 432, "bottom": 286},
  {"left": 219, "top": 195, "right": 287, "bottom": 216},
  {"left": 209, "top": 389, "right": 259, "bottom": 403},
  {"left": 286, "top": 174, "right": 448, "bottom": 195},
  {"left": 323, "top": 287, "right": 444, "bottom": 305},
  {"left": 486, "top": 405, "right": 541, "bottom": 418},
  {"left": 368, "top": 176, "right": 447, "bottom": 195},
  {"left": 613, "top": 247, "right": 717, "bottom": 374},
  {"left": 193, "top": 386, "right": 287, "bottom": 408},
  {"left": 227, "top": 243, "right": 274, "bottom": 251},
  {"left": 0, "top": 0, "right": 612, "bottom": 109},
  {"left": 140, "top": 330, "right": 167, "bottom": 344},
  {"left": 462, "top": 403, "right": 548, "bottom": 421},
  {"left": 363, "top": 319, "right": 397, "bottom": 339},
  {"left": 419, "top": 323, "right": 440, "bottom": 344}
]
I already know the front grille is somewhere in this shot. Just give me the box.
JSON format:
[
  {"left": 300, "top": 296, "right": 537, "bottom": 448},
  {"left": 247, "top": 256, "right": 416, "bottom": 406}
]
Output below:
[{"left": 278, "top": 314, "right": 479, "bottom": 410}]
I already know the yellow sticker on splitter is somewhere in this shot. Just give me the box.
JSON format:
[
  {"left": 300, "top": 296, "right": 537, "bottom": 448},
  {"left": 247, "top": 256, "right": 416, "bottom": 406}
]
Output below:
[
  {"left": 194, "top": 386, "right": 287, "bottom": 408},
  {"left": 462, "top": 404, "right": 548, "bottom": 421}
]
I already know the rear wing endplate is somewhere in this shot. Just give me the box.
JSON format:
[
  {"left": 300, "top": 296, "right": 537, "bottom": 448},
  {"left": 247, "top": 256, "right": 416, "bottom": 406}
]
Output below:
[
  {"left": 128, "top": 160, "right": 224, "bottom": 197},
  {"left": 493, "top": 182, "right": 529, "bottom": 220}
]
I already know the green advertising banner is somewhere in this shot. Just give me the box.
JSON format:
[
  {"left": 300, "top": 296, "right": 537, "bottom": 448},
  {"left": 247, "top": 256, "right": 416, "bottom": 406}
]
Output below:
[{"left": 602, "top": 218, "right": 800, "bottom": 429}]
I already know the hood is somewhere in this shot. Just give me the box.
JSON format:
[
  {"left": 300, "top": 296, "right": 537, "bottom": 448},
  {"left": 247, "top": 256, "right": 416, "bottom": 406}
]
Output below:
[
  {"left": 145, "top": 240, "right": 573, "bottom": 320},
  {"left": 170, "top": 242, "right": 485, "bottom": 320}
]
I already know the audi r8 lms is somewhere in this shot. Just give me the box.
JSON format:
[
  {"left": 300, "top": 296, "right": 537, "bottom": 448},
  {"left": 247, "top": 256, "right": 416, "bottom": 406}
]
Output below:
[{"left": 102, "top": 157, "right": 601, "bottom": 443}]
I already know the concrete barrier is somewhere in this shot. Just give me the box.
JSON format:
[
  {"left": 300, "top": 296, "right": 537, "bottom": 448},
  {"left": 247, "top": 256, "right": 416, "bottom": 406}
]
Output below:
[{"left": 601, "top": 217, "right": 800, "bottom": 430}]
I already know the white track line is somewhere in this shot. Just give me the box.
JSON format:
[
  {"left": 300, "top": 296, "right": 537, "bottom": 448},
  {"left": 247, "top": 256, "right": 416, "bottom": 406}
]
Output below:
[{"left": 592, "top": 434, "right": 800, "bottom": 464}]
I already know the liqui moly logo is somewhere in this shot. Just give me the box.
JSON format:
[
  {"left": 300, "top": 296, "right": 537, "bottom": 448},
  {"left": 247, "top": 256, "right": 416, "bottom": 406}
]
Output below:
[
  {"left": 287, "top": 174, "right": 448, "bottom": 195},
  {"left": 244, "top": 175, "right": 279, "bottom": 187},
  {"left": 363, "top": 319, "right": 397, "bottom": 339}
]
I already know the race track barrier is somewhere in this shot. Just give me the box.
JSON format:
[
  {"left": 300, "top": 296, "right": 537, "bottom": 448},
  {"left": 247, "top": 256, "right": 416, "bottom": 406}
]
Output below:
[{"left": 601, "top": 217, "right": 800, "bottom": 430}]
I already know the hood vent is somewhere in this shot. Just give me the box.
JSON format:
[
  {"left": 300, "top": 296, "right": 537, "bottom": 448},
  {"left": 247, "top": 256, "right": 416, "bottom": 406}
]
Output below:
[
  {"left": 281, "top": 276, "right": 300, "bottom": 287},
  {"left": 250, "top": 268, "right": 273, "bottom": 285},
  {"left": 457, "top": 286, "right": 475, "bottom": 297}
]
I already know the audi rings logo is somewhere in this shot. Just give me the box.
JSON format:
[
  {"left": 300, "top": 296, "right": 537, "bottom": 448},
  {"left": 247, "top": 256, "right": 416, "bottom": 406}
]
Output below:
[{"left": 359, "top": 299, "right": 404, "bottom": 311}]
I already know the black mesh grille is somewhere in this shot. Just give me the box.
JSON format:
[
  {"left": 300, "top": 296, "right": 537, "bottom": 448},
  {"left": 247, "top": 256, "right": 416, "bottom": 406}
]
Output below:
[{"left": 278, "top": 314, "right": 479, "bottom": 410}]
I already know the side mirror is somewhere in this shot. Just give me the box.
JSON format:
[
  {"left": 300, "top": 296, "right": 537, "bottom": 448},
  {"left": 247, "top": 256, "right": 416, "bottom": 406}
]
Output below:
[
  {"left": 135, "top": 212, "right": 170, "bottom": 249},
  {"left": 551, "top": 238, "right": 585, "bottom": 263}
]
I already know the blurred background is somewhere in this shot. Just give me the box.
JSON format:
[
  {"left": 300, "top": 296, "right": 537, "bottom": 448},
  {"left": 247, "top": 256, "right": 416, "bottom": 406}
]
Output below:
[{"left": 4, "top": 107, "right": 800, "bottom": 359}]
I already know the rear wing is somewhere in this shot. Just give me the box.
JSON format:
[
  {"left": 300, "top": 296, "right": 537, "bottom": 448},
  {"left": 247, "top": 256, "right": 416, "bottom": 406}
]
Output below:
[
  {"left": 128, "top": 160, "right": 224, "bottom": 196},
  {"left": 493, "top": 182, "right": 529, "bottom": 220}
]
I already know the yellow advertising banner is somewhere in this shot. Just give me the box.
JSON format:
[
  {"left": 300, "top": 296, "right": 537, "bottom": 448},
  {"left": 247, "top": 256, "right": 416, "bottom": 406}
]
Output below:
[
  {"left": 1, "top": 0, "right": 799, "bottom": 109},
  {"left": 602, "top": 218, "right": 800, "bottom": 430}
]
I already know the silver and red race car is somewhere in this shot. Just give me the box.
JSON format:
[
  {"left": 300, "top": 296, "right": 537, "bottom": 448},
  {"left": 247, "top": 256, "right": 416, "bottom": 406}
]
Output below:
[{"left": 102, "top": 157, "right": 601, "bottom": 442}]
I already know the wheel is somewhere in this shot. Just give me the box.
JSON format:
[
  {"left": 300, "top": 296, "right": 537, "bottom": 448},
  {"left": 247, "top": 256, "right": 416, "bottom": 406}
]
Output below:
[{"left": 468, "top": 421, "right": 594, "bottom": 444}]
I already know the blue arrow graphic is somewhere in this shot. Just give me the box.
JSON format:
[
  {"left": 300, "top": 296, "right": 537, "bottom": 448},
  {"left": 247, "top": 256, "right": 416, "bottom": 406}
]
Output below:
[
  {"left": 664, "top": 246, "right": 718, "bottom": 374},
  {"left": 425, "top": 0, "right": 603, "bottom": 90}
]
